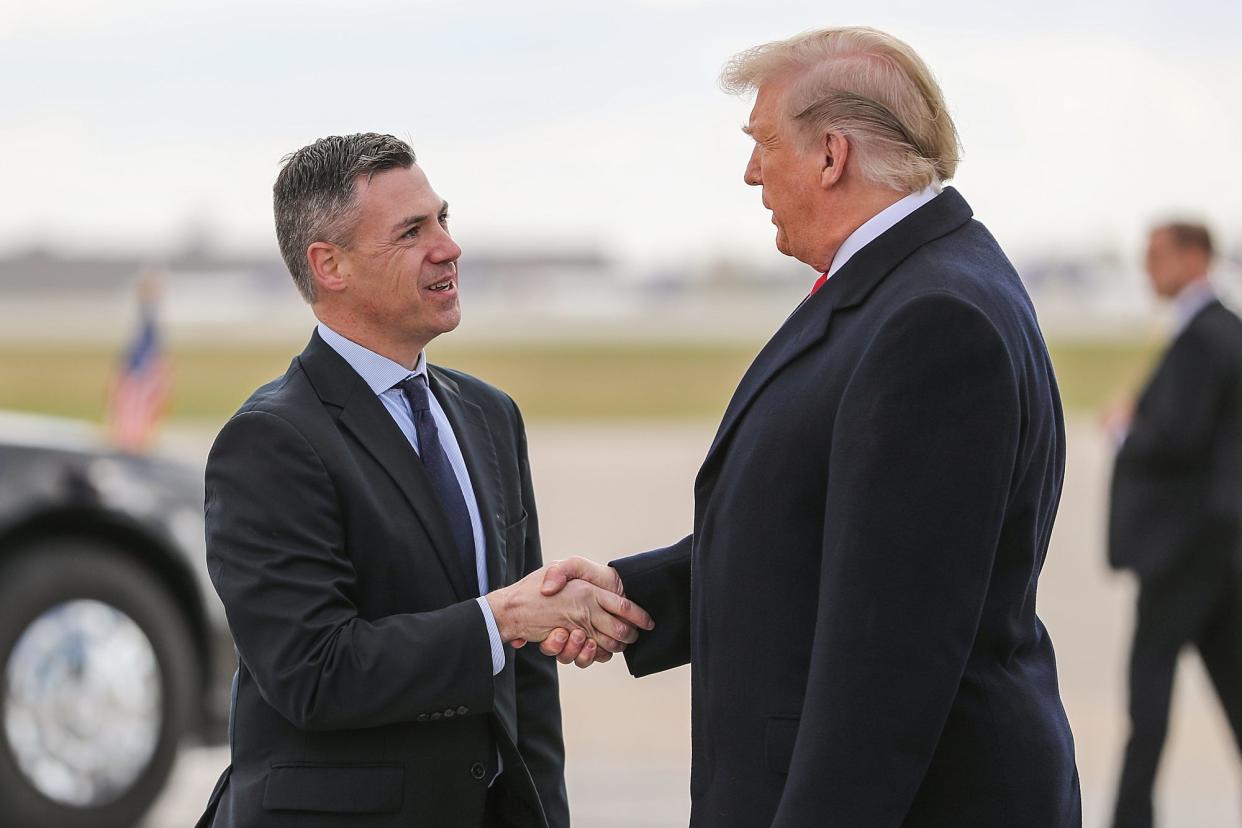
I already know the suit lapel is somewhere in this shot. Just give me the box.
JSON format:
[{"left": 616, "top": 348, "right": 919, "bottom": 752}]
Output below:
[
  {"left": 699, "top": 188, "right": 975, "bottom": 478},
  {"left": 1139, "top": 299, "right": 1221, "bottom": 407},
  {"left": 429, "top": 367, "right": 508, "bottom": 590},
  {"left": 298, "top": 332, "right": 476, "bottom": 600}
]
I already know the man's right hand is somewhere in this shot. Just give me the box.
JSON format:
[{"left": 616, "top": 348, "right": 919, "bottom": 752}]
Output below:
[
  {"left": 486, "top": 560, "right": 652, "bottom": 661},
  {"left": 528, "top": 557, "right": 639, "bottom": 668}
]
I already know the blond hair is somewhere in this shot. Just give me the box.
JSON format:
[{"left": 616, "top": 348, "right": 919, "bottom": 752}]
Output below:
[{"left": 722, "top": 27, "right": 960, "bottom": 192}]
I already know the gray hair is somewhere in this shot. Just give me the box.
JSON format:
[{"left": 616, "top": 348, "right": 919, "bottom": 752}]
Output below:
[
  {"left": 273, "top": 133, "right": 416, "bottom": 303},
  {"left": 721, "top": 27, "right": 961, "bottom": 192}
]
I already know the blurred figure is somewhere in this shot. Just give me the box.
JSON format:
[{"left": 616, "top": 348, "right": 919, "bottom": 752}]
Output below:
[
  {"left": 106, "top": 272, "right": 170, "bottom": 453},
  {"left": 1109, "top": 222, "right": 1242, "bottom": 828}
]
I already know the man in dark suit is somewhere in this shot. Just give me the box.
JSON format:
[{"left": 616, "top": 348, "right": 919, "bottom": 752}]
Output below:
[
  {"left": 197, "top": 133, "right": 652, "bottom": 828},
  {"left": 1107, "top": 222, "right": 1242, "bottom": 828},
  {"left": 538, "top": 27, "right": 1080, "bottom": 826}
]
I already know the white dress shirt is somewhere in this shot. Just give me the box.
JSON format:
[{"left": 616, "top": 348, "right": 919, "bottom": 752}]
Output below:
[
  {"left": 1172, "top": 278, "right": 1217, "bottom": 336},
  {"left": 826, "top": 184, "right": 942, "bottom": 279},
  {"left": 317, "top": 323, "right": 506, "bottom": 676}
]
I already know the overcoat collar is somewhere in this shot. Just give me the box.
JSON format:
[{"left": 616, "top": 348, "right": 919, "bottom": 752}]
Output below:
[{"left": 699, "top": 187, "right": 975, "bottom": 478}]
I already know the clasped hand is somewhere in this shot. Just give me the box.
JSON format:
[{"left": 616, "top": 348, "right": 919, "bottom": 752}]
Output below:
[{"left": 486, "top": 557, "right": 650, "bottom": 668}]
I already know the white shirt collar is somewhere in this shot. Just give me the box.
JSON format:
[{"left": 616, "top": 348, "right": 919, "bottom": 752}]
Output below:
[
  {"left": 825, "top": 184, "right": 942, "bottom": 279},
  {"left": 316, "top": 322, "right": 426, "bottom": 395},
  {"left": 1172, "top": 278, "right": 1216, "bottom": 335}
]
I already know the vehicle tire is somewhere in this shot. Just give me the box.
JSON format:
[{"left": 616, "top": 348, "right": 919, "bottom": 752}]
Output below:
[{"left": 0, "top": 537, "right": 199, "bottom": 828}]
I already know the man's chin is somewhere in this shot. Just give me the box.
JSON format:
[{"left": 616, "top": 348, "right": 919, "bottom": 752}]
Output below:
[
  {"left": 438, "top": 306, "right": 463, "bottom": 335},
  {"left": 418, "top": 306, "right": 462, "bottom": 343},
  {"left": 774, "top": 229, "right": 791, "bottom": 257}
]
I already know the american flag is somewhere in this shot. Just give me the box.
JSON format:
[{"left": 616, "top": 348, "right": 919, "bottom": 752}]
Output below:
[{"left": 107, "top": 282, "right": 170, "bottom": 452}]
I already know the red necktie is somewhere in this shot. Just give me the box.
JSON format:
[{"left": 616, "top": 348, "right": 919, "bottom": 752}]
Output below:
[{"left": 809, "top": 272, "right": 828, "bottom": 296}]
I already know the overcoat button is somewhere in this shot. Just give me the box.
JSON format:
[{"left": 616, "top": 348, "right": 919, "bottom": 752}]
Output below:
[{"left": 470, "top": 762, "right": 487, "bottom": 780}]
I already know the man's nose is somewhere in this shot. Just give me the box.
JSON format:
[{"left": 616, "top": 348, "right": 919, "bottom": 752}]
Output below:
[
  {"left": 744, "top": 149, "right": 761, "bottom": 186},
  {"left": 431, "top": 230, "right": 462, "bottom": 264}
]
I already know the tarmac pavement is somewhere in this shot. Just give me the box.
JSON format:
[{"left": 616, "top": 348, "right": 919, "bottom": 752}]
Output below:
[{"left": 145, "top": 418, "right": 1241, "bottom": 827}]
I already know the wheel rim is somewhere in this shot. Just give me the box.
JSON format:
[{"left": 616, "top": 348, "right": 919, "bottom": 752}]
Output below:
[{"left": 4, "top": 599, "right": 162, "bottom": 808}]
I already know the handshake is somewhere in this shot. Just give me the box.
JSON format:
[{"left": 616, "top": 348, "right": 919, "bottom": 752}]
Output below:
[{"left": 485, "top": 557, "right": 653, "bottom": 668}]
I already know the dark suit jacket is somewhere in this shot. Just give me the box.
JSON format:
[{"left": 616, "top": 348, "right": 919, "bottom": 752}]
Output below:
[
  {"left": 199, "top": 331, "right": 567, "bottom": 827},
  {"left": 1110, "top": 299, "right": 1242, "bottom": 580},
  {"left": 612, "top": 189, "right": 1080, "bottom": 827}
]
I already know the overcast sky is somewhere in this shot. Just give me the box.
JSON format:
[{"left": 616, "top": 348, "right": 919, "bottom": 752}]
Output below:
[{"left": 3, "top": 0, "right": 1240, "bottom": 271}]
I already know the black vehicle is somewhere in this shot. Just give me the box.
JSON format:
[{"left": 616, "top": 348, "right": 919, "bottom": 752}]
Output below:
[{"left": 0, "top": 411, "right": 233, "bottom": 828}]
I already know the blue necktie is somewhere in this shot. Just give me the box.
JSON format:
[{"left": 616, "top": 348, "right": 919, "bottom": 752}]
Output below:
[{"left": 398, "top": 374, "right": 481, "bottom": 596}]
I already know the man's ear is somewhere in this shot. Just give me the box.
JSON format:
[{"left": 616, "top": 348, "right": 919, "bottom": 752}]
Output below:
[
  {"left": 307, "top": 241, "right": 348, "bottom": 295},
  {"left": 820, "top": 131, "right": 849, "bottom": 189}
]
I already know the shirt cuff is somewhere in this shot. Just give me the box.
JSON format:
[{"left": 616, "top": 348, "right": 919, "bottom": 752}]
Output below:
[{"left": 475, "top": 596, "right": 506, "bottom": 676}]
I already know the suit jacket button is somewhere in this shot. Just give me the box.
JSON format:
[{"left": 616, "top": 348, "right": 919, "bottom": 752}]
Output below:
[
  {"left": 470, "top": 762, "right": 487, "bottom": 780},
  {"left": 443, "top": 708, "right": 456, "bottom": 718},
  {"left": 416, "top": 713, "right": 429, "bottom": 722},
  {"left": 457, "top": 706, "right": 469, "bottom": 715},
  {"left": 430, "top": 712, "right": 442, "bottom": 721}
]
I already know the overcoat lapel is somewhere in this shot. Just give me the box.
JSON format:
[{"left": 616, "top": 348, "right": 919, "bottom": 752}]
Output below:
[{"left": 698, "top": 188, "right": 975, "bottom": 482}]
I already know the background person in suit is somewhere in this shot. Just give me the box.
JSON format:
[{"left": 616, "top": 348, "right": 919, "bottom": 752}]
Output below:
[
  {"left": 538, "top": 27, "right": 1080, "bottom": 827},
  {"left": 198, "top": 133, "right": 652, "bottom": 828},
  {"left": 1106, "top": 222, "right": 1242, "bottom": 828}
]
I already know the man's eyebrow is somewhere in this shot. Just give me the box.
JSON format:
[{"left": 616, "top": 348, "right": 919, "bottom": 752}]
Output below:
[{"left": 391, "top": 201, "right": 450, "bottom": 234}]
